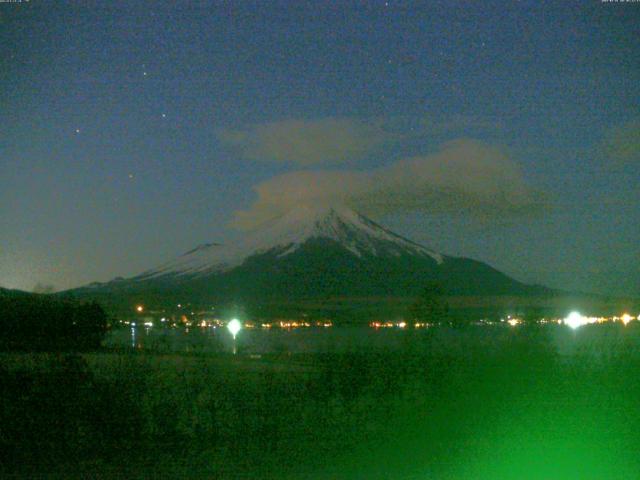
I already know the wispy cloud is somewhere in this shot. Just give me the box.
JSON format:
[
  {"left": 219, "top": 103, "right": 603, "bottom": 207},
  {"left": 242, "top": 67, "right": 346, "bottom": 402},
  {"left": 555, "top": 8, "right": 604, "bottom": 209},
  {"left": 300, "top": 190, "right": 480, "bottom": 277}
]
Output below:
[
  {"left": 217, "top": 114, "right": 503, "bottom": 167},
  {"left": 232, "top": 138, "right": 548, "bottom": 229}
]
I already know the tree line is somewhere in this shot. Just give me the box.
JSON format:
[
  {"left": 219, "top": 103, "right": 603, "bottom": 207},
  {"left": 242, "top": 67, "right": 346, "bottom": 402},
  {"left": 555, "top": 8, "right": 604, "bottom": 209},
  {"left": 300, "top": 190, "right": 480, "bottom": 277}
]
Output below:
[{"left": 0, "top": 292, "right": 108, "bottom": 351}]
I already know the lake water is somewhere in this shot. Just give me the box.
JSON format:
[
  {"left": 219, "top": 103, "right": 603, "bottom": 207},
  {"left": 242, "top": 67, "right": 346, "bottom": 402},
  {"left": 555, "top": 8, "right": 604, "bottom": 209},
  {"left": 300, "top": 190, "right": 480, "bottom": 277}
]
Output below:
[{"left": 104, "top": 322, "right": 640, "bottom": 357}]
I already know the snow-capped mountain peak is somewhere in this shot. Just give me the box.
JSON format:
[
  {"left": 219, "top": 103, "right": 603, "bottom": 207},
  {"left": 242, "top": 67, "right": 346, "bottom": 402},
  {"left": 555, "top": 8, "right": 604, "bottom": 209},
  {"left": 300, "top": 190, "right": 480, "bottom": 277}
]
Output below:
[{"left": 136, "top": 205, "right": 443, "bottom": 280}]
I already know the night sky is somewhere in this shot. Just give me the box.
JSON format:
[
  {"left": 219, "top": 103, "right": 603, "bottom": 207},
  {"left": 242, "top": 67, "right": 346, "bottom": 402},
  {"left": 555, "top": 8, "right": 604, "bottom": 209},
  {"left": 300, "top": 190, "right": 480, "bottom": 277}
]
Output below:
[{"left": 1, "top": 1, "right": 639, "bottom": 296}]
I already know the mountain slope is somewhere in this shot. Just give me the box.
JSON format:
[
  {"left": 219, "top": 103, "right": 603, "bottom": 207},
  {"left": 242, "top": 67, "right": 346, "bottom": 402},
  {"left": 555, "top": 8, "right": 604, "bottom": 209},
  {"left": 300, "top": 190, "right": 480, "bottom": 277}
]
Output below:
[
  {"left": 135, "top": 206, "right": 443, "bottom": 281},
  {"left": 69, "top": 205, "right": 545, "bottom": 307}
]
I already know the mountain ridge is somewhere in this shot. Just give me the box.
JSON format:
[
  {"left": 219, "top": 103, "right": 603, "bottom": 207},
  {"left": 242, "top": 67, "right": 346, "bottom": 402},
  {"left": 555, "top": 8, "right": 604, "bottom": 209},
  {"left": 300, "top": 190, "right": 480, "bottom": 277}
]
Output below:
[
  {"left": 68, "top": 206, "right": 548, "bottom": 313},
  {"left": 134, "top": 205, "right": 444, "bottom": 281}
]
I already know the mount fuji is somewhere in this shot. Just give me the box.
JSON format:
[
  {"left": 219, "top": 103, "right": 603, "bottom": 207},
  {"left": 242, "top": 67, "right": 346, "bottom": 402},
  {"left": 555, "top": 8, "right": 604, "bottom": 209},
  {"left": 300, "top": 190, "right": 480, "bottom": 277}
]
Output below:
[
  {"left": 137, "top": 205, "right": 444, "bottom": 281},
  {"left": 69, "top": 205, "right": 546, "bottom": 312}
]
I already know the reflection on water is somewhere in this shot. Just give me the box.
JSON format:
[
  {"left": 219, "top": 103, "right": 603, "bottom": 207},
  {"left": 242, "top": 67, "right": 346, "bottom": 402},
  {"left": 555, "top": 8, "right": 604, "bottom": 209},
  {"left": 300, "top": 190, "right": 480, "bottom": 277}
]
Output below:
[
  {"left": 105, "top": 323, "right": 640, "bottom": 357},
  {"left": 109, "top": 325, "right": 423, "bottom": 355}
]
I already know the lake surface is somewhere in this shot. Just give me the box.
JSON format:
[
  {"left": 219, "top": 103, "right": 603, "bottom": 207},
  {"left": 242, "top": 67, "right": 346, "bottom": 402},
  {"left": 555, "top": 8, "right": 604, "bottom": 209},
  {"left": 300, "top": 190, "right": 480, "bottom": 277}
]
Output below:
[{"left": 105, "top": 322, "right": 640, "bottom": 357}]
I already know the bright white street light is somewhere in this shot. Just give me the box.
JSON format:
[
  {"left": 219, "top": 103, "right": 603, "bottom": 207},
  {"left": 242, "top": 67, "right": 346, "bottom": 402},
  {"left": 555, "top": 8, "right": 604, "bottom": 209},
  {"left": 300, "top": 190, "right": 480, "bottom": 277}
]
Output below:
[
  {"left": 227, "top": 318, "right": 242, "bottom": 355},
  {"left": 227, "top": 318, "right": 242, "bottom": 339},
  {"left": 564, "top": 311, "right": 586, "bottom": 330}
]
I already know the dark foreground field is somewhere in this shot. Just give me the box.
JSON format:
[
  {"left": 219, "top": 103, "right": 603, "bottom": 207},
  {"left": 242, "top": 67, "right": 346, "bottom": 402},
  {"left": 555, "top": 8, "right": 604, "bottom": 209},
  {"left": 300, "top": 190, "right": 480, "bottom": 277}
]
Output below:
[{"left": 2, "top": 325, "right": 640, "bottom": 479}]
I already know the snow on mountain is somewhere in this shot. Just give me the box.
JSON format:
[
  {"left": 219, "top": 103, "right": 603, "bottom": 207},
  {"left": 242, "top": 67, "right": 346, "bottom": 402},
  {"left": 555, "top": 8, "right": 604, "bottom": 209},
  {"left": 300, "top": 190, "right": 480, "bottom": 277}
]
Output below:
[{"left": 136, "top": 205, "right": 443, "bottom": 280}]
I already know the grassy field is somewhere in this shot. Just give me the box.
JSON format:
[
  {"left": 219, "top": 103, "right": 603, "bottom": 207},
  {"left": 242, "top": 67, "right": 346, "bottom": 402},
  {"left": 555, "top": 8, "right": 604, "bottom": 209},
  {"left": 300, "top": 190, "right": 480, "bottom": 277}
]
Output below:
[{"left": 2, "top": 324, "right": 640, "bottom": 479}]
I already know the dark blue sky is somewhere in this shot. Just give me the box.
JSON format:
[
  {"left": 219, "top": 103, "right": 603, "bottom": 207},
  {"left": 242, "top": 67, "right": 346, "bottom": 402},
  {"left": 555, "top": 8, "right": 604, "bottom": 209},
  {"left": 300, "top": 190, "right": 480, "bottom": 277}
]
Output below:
[{"left": 1, "top": 0, "right": 639, "bottom": 296}]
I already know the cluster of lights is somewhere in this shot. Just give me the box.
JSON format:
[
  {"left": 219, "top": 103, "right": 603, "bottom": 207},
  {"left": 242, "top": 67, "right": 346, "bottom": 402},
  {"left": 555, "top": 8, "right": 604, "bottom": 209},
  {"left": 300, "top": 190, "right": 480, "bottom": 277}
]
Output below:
[
  {"left": 127, "top": 303, "right": 638, "bottom": 333},
  {"left": 277, "top": 321, "right": 312, "bottom": 328},
  {"left": 370, "top": 321, "right": 397, "bottom": 329},
  {"left": 370, "top": 321, "right": 431, "bottom": 329},
  {"left": 538, "top": 318, "right": 564, "bottom": 325},
  {"left": 258, "top": 321, "right": 332, "bottom": 329},
  {"left": 125, "top": 309, "right": 335, "bottom": 330},
  {"left": 563, "top": 311, "right": 639, "bottom": 330},
  {"left": 196, "top": 319, "right": 225, "bottom": 328},
  {"left": 618, "top": 313, "right": 635, "bottom": 326},
  {"left": 365, "top": 313, "right": 639, "bottom": 330}
]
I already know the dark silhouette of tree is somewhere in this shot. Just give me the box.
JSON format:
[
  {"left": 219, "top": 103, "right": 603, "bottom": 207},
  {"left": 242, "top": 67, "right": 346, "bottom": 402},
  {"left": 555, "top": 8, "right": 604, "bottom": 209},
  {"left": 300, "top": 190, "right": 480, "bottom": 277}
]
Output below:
[
  {"left": 0, "top": 293, "right": 108, "bottom": 351},
  {"left": 408, "top": 281, "right": 450, "bottom": 325},
  {"left": 73, "top": 301, "right": 109, "bottom": 350}
]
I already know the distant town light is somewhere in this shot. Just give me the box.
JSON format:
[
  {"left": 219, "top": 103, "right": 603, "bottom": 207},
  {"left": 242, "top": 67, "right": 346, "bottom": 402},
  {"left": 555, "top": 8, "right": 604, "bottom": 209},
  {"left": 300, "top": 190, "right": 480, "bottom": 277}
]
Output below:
[
  {"left": 564, "top": 311, "right": 587, "bottom": 330},
  {"left": 227, "top": 318, "right": 242, "bottom": 339},
  {"left": 621, "top": 313, "right": 633, "bottom": 326},
  {"left": 136, "top": 305, "right": 144, "bottom": 312}
]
